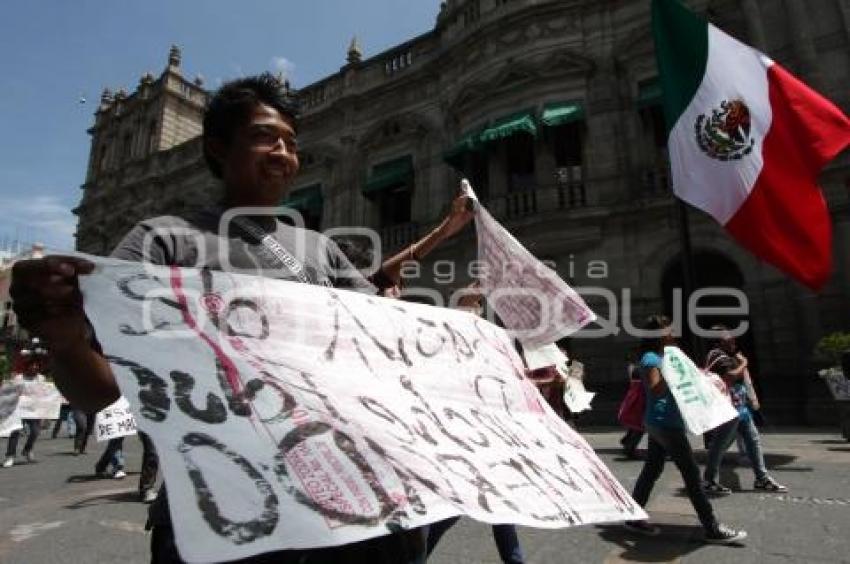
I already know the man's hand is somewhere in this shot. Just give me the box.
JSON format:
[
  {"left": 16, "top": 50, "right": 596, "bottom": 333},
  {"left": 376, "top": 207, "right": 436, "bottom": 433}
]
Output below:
[
  {"left": 10, "top": 256, "right": 95, "bottom": 352},
  {"left": 11, "top": 256, "right": 120, "bottom": 412},
  {"left": 437, "top": 187, "right": 475, "bottom": 240}
]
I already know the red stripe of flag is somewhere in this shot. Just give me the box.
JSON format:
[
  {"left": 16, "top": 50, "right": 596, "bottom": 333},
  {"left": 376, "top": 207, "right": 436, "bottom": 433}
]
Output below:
[{"left": 726, "top": 63, "right": 850, "bottom": 290}]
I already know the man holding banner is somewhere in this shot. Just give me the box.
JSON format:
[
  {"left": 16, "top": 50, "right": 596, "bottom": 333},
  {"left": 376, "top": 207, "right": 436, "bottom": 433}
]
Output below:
[{"left": 9, "top": 73, "right": 476, "bottom": 563}]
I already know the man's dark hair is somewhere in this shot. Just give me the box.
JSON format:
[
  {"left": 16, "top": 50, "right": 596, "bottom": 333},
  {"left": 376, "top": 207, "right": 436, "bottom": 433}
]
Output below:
[
  {"left": 639, "top": 314, "right": 672, "bottom": 356},
  {"left": 202, "top": 72, "right": 300, "bottom": 178},
  {"left": 708, "top": 324, "right": 729, "bottom": 350}
]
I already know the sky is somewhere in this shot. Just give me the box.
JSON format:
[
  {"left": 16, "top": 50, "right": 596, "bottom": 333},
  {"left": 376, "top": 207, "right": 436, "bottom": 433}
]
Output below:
[{"left": 0, "top": 0, "right": 443, "bottom": 252}]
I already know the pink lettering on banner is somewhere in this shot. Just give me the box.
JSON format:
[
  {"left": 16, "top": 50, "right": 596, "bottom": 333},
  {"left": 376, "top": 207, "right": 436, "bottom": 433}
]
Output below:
[{"left": 286, "top": 441, "right": 378, "bottom": 529}]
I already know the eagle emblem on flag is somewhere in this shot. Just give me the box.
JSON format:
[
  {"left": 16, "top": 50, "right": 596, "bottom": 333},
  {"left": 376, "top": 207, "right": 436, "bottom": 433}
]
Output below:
[{"left": 695, "top": 99, "right": 755, "bottom": 161}]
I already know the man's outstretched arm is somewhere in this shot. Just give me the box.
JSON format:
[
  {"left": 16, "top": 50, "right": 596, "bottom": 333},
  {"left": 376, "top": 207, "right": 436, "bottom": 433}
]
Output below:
[{"left": 11, "top": 256, "right": 120, "bottom": 412}]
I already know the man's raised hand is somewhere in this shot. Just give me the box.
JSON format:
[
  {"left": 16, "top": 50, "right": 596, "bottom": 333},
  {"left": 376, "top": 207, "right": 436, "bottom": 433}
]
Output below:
[{"left": 10, "top": 256, "right": 95, "bottom": 351}]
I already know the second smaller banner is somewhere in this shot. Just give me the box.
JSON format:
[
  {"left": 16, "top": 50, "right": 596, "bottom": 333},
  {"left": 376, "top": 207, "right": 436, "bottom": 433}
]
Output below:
[
  {"left": 95, "top": 396, "right": 138, "bottom": 442},
  {"left": 661, "top": 346, "right": 738, "bottom": 435}
]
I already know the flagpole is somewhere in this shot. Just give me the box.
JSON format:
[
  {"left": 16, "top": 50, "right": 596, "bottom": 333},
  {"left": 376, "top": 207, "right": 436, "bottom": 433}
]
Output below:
[{"left": 676, "top": 198, "right": 702, "bottom": 362}]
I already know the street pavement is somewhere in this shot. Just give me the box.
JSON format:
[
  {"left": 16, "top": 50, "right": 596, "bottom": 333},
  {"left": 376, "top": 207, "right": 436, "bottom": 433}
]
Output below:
[{"left": 1, "top": 427, "right": 848, "bottom": 563}]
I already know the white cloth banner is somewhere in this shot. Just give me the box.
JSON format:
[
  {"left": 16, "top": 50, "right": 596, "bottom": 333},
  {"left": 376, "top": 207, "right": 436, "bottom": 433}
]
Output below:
[
  {"left": 523, "top": 345, "right": 594, "bottom": 413},
  {"left": 522, "top": 344, "right": 568, "bottom": 371},
  {"left": 95, "top": 396, "right": 139, "bottom": 442},
  {"left": 661, "top": 347, "right": 738, "bottom": 435},
  {"left": 16, "top": 382, "right": 62, "bottom": 420},
  {"left": 464, "top": 181, "right": 595, "bottom": 348},
  {"left": 561, "top": 372, "right": 595, "bottom": 414},
  {"left": 0, "top": 383, "right": 23, "bottom": 437},
  {"left": 8, "top": 376, "right": 62, "bottom": 421},
  {"left": 81, "top": 257, "right": 644, "bottom": 563}
]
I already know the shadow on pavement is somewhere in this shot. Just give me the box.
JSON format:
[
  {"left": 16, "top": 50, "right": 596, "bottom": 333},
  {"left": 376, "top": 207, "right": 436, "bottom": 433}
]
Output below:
[
  {"left": 64, "top": 490, "right": 141, "bottom": 509},
  {"left": 592, "top": 447, "right": 648, "bottom": 461},
  {"left": 595, "top": 522, "right": 710, "bottom": 561},
  {"left": 67, "top": 471, "right": 140, "bottom": 483},
  {"left": 827, "top": 447, "right": 850, "bottom": 452}
]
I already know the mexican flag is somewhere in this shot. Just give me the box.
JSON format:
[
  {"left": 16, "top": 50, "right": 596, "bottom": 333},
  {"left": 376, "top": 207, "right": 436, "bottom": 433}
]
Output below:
[{"left": 652, "top": 0, "right": 850, "bottom": 290}]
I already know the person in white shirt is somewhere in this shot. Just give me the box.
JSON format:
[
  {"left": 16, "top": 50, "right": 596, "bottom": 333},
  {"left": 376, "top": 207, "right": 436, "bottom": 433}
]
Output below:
[{"left": 3, "top": 354, "right": 46, "bottom": 467}]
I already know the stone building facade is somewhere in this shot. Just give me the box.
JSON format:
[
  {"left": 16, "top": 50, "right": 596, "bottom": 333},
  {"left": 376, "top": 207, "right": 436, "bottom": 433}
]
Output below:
[{"left": 74, "top": 0, "right": 850, "bottom": 423}]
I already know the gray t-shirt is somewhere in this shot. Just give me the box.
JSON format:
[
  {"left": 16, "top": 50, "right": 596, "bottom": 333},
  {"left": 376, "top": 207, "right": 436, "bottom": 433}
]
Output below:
[{"left": 110, "top": 206, "right": 374, "bottom": 292}]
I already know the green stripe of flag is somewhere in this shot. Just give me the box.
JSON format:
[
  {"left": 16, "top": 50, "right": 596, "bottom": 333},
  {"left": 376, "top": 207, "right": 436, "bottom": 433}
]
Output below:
[{"left": 651, "top": 0, "right": 709, "bottom": 136}]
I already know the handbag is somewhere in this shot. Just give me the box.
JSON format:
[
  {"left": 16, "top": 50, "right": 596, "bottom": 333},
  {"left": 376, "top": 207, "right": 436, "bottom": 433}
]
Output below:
[{"left": 618, "top": 380, "right": 646, "bottom": 431}]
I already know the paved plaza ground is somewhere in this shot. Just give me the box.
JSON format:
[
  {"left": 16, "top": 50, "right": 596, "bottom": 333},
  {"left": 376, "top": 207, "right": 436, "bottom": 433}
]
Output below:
[{"left": 1, "top": 428, "right": 847, "bottom": 563}]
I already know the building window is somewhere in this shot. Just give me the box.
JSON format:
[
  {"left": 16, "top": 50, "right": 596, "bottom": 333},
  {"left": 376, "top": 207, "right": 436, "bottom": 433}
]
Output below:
[
  {"left": 551, "top": 122, "right": 585, "bottom": 206},
  {"left": 385, "top": 51, "right": 414, "bottom": 76},
  {"left": 636, "top": 78, "right": 670, "bottom": 194},
  {"left": 148, "top": 120, "right": 158, "bottom": 153},
  {"left": 641, "top": 105, "right": 667, "bottom": 150},
  {"left": 365, "top": 157, "right": 414, "bottom": 228},
  {"left": 462, "top": 0, "right": 481, "bottom": 26},
  {"left": 381, "top": 121, "right": 403, "bottom": 138},
  {"left": 552, "top": 122, "right": 582, "bottom": 167},
  {"left": 505, "top": 135, "right": 535, "bottom": 192},
  {"left": 283, "top": 184, "right": 323, "bottom": 232},
  {"left": 378, "top": 185, "right": 412, "bottom": 227},
  {"left": 639, "top": 105, "right": 670, "bottom": 193}
]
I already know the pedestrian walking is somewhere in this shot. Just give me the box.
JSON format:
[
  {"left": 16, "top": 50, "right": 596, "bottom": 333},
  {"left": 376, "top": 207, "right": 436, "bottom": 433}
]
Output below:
[
  {"left": 705, "top": 327, "right": 787, "bottom": 493},
  {"left": 625, "top": 315, "right": 747, "bottom": 544},
  {"left": 427, "top": 517, "right": 524, "bottom": 564},
  {"left": 72, "top": 408, "right": 95, "bottom": 455},
  {"left": 95, "top": 436, "right": 126, "bottom": 479},
  {"left": 3, "top": 355, "right": 46, "bottom": 467},
  {"left": 51, "top": 399, "right": 74, "bottom": 439}
]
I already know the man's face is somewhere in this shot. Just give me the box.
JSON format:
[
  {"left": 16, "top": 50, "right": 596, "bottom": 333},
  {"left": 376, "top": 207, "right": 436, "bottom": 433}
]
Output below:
[
  {"left": 23, "top": 359, "right": 39, "bottom": 376},
  {"left": 217, "top": 102, "right": 299, "bottom": 206}
]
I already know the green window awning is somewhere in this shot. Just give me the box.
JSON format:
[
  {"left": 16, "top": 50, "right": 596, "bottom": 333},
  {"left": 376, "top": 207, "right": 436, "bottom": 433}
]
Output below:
[
  {"left": 637, "top": 78, "right": 663, "bottom": 109},
  {"left": 443, "top": 129, "right": 482, "bottom": 168},
  {"left": 541, "top": 102, "right": 585, "bottom": 127},
  {"left": 363, "top": 155, "right": 413, "bottom": 196},
  {"left": 283, "top": 184, "right": 323, "bottom": 213},
  {"left": 479, "top": 110, "right": 537, "bottom": 144}
]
